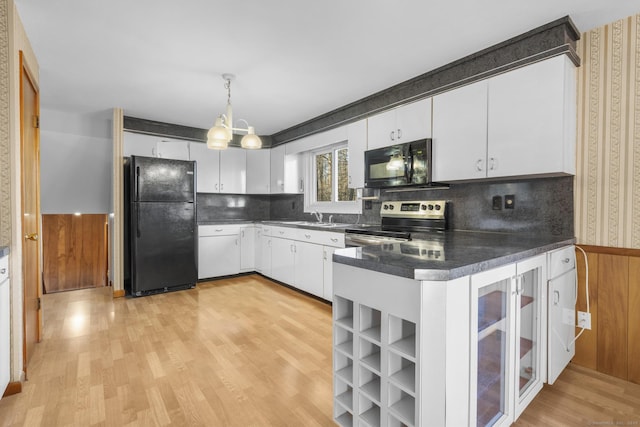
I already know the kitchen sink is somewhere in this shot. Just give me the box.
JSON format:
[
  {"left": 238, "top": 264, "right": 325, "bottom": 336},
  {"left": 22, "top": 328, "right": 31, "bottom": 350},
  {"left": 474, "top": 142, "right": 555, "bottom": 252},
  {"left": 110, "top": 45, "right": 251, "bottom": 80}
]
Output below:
[{"left": 270, "top": 220, "right": 351, "bottom": 228}]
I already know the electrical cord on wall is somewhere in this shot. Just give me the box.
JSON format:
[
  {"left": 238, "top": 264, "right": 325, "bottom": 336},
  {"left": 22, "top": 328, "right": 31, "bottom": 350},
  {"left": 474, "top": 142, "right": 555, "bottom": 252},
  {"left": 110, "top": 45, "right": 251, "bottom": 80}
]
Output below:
[
  {"left": 554, "top": 245, "right": 590, "bottom": 352},
  {"left": 570, "top": 245, "right": 590, "bottom": 347}
]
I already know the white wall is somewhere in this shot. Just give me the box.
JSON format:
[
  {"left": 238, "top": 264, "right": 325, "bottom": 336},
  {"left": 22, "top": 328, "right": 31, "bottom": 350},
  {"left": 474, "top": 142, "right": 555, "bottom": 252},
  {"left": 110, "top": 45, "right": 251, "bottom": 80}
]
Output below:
[{"left": 40, "top": 108, "right": 112, "bottom": 213}]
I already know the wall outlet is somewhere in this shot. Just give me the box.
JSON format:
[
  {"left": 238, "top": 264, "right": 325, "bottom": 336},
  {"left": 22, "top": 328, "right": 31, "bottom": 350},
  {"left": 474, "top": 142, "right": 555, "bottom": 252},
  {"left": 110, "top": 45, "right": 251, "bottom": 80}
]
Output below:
[
  {"left": 577, "top": 311, "right": 592, "bottom": 330},
  {"left": 505, "top": 194, "right": 515, "bottom": 209}
]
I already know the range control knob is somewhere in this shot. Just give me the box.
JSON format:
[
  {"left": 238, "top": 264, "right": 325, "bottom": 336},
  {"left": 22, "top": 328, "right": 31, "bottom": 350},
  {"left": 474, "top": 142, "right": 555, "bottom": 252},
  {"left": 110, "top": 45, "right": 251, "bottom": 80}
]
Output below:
[
  {"left": 389, "top": 205, "right": 394, "bottom": 210},
  {"left": 428, "top": 204, "right": 434, "bottom": 210},
  {"left": 383, "top": 204, "right": 389, "bottom": 210},
  {"left": 421, "top": 204, "right": 427, "bottom": 210},
  {"left": 435, "top": 204, "right": 441, "bottom": 210}
]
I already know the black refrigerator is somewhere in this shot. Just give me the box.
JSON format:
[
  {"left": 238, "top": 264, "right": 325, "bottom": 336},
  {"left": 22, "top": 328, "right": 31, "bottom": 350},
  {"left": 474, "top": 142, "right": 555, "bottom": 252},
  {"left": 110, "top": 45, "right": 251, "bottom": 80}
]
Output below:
[{"left": 124, "top": 156, "right": 197, "bottom": 296}]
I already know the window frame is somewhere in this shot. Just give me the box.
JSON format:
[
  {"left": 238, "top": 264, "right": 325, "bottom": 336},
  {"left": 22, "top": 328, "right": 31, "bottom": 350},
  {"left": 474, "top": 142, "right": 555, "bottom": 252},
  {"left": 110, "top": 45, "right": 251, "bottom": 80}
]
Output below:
[{"left": 304, "top": 142, "right": 362, "bottom": 215}]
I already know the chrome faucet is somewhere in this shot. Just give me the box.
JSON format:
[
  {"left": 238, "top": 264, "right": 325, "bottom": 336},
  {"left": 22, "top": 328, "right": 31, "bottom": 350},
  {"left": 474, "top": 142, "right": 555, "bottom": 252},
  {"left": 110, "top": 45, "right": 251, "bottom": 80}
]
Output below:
[
  {"left": 311, "top": 211, "right": 323, "bottom": 223},
  {"left": 328, "top": 215, "right": 333, "bottom": 224}
]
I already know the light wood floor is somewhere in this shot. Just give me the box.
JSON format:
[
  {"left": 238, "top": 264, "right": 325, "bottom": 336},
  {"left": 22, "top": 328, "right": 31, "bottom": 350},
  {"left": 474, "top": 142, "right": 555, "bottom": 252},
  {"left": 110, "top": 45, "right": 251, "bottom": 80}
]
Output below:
[{"left": 1, "top": 274, "right": 639, "bottom": 426}]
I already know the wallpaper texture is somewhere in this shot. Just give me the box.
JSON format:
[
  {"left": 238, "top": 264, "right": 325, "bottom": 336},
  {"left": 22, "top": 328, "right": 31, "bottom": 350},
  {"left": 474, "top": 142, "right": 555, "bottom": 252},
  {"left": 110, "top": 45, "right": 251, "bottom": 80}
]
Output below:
[
  {"left": 0, "top": 0, "right": 10, "bottom": 245},
  {"left": 576, "top": 14, "right": 640, "bottom": 249}
]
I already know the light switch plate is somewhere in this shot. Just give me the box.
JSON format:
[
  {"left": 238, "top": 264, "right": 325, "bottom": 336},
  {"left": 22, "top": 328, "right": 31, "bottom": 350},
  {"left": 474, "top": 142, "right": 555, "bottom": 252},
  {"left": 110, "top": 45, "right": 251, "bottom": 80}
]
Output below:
[{"left": 577, "top": 311, "right": 592, "bottom": 330}]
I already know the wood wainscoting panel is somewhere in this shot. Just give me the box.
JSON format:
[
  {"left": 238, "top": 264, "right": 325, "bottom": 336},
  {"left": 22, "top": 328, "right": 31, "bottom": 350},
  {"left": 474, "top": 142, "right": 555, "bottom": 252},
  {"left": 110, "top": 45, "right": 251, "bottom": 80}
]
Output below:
[
  {"left": 574, "top": 249, "right": 599, "bottom": 370},
  {"left": 42, "top": 214, "right": 107, "bottom": 293},
  {"left": 596, "top": 254, "right": 629, "bottom": 380},
  {"left": 629, "top": 257, "right": 640, "bottom": 384}
]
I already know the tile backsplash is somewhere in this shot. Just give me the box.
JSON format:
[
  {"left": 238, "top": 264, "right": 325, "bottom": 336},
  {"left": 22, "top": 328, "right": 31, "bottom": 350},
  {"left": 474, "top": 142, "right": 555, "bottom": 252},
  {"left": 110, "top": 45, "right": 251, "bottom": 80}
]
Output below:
[{"left": 197, "top": 175, "right": 574, "bottom": 236}]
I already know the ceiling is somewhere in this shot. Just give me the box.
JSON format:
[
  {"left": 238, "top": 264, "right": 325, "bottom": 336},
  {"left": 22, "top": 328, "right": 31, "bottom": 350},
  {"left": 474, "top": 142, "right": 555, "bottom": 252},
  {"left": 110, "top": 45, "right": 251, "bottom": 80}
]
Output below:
[{"left": 14, "top": 0, "right": 640, "bottom": 136}]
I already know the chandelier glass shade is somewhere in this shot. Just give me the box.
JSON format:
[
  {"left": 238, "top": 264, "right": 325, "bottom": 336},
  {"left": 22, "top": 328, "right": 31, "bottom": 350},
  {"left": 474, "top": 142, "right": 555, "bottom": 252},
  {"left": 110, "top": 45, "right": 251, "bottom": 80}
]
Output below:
[{"left": 207, "top": 74, "right": 262, "bottom": 150}]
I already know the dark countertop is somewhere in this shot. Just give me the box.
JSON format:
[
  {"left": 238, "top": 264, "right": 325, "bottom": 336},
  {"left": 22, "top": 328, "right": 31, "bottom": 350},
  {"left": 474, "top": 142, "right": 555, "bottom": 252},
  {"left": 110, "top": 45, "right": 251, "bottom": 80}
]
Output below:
[
  {"left": 333, "top": 230, "right": 575, "bottom": 281},
  {"left": 0, "top": 246, "right": 8, "bottom": 258}
]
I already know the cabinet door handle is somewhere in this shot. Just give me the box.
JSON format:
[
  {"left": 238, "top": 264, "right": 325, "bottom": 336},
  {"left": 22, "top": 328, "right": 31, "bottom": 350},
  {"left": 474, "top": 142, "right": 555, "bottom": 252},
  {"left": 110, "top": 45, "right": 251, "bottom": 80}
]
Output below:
[
  {"left": 305, "top": 234, "right": 311, "bottom": 239},
  {"left": 553, "top": 290, "right": 560, "bottom": 305},
  {"left": 215, "top": 183, "right": 219, "bottom": 191},
  {"left": 476, "top": 159, "right": 483, "bottom": 172},
  {"left": 215, "top": 228, "right": 223, "bottom": 232},
  {"left": 221, "top": 183, "right": 224, "bottom": 191},
  {"left": 279, "top": 231, "right": 285, "bottom": 235},
  {"left": 330, "top": 238, "right": 338, "bottom": 243},
  {"left": 235, "top": 239, "right": 238, "bottom": 246},
  {"left": 561, "top": 258, "right": 571, "bottom": 264},
  {"left": 241, "top": 230, "right": 245, "bottom": 238},
  {"left": 348, "top": 176, "right": 352, "bottom": 184},
  {"left": 0, "top": 268, "right": 6, "bottom": 274},
  {"left": 323, "top": 251, "right": 327, "bottom": 261},
  {"left": 489, "top": 157, "right": 497, "bottom": 171},
  {"left": 299, "top": 179, "right": 304, "bottom": 192},
  {"left": 397, "top": 128, "right": 402, "bottom": 139},
  {"left": 390, "top": 130, "right": 395, "bottom": 141}
]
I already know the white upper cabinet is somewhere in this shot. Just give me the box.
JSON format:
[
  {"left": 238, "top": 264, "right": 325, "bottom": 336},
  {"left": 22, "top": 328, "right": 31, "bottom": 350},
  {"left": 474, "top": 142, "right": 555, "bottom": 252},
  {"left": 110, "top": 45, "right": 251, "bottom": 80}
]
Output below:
[
  {"left": 219, "top": 148, "right": 246, "bottom": 194},
  {"left": 367, "top": 97, "right": 432, "bottom": 150},
  {"left": 123, "top": 132, "right": 189, "bottom": 160},
  {"left": 246, "top": 149, "right": 271, "bottom": 194},
  {"left": 189, "top": 143, "right": 246, "bottom": 194},
  {"left": 155, "top": 139, "right": 190, "bottom": 160},
  {"left": 347, "top": 119, "right": 367, "bottom": 188},
  {"left": 123, "top": 132, "right": 157, "bottom": 157},
  {"left": 189, "top": 142, "right": 220, "bottom": 193},
  {"left": 270, "top": 145, "right": 303, "bottom": 194},
  {"left": 432, "top": 80, "right": 489, "bottom": 182},
  {"left": 270, "top": 145, "right": 286, "bottom": 194},
  {"left": 432, "top": 55, "right": 576, "bottom": 182},
  {"left": 487, "top": 55, "right": 576, "bottom": 178}
]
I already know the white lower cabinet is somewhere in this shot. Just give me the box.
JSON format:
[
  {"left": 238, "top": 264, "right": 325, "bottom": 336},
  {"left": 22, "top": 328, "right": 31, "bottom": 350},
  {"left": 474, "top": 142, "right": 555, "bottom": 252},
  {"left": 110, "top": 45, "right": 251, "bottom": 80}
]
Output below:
[
  {"left": 294, "top": 240, "right": 324, "bottom": 297},
  {"left": 240, "top": 225, "right": 256, "bottom": 272},
  {"left": 323, "top": 246, "right": 336, "bottom": 300},
  {"left": 261, "top": 226, "right": 344, "bottom": 300},
  {"left": 270, "top": 236, "right": 296, "bottom": 285},
  {"left": 198, "top": 225, "right": 240, "bottom": 279},
  {"left": 259, "top": 226, "right": 272, "bottom": 276},
  {"left": 333, "top": 247, "right": 570, "bottom": 427}
]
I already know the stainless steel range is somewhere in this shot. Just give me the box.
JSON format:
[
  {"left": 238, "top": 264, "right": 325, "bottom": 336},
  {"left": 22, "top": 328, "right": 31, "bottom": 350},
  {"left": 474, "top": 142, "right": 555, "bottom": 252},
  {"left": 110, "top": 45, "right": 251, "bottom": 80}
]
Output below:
[{"left": 344, "top": 200, "right": 448, "bottom": 247}]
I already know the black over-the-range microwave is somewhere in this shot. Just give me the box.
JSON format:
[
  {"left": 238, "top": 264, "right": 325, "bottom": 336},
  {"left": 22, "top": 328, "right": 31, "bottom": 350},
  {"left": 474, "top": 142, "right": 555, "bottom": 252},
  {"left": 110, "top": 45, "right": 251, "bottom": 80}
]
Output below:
[{"left": 364, "top": 138, "right": 433, "bottom": 189}]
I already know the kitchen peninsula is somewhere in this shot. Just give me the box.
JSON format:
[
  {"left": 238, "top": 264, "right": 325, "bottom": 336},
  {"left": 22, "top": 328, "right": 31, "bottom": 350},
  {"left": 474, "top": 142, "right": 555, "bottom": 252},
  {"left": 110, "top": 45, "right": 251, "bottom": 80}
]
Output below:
[{"left": 331, "top": 231, "right": 576, "bottom": 427}]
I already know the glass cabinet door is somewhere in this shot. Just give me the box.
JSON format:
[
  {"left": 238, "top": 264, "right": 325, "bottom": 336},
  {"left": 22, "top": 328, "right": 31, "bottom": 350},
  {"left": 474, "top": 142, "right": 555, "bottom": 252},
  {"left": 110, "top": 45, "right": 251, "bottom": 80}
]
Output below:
[
  {"left": 514, "top": 255, "right": 546, "bottom": 418},
  {"left": 471, "top": 264, "right": 516, "bottom": 427}
]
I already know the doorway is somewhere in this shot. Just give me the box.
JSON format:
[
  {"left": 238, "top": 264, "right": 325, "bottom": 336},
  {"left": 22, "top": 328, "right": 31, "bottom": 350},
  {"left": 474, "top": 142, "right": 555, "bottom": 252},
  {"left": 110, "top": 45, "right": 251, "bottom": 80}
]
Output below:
[{"left": 42, "top": 214, "right": 108, "bottom": 293}]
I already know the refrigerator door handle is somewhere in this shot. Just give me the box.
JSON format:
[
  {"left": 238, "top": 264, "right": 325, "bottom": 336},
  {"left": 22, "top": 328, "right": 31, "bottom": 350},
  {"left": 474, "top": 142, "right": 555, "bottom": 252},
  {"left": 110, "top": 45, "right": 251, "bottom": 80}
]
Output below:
[
  {"left": 135, "top": 166, "right": 141, "bottom": 202},
  {"left": 136, "top": 206, "right": 141, "bottom": 238}
]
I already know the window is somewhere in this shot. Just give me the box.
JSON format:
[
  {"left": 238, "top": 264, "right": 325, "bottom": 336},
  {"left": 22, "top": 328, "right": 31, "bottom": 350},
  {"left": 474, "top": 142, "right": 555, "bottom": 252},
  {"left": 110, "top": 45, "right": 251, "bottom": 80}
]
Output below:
[{"left": 305, "top": 143, "right": 361, "bottom": 214}]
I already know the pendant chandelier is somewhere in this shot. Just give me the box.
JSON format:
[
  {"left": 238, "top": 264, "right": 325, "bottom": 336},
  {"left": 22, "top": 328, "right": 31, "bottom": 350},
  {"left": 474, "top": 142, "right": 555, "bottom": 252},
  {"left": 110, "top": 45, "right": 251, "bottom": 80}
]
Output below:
[{"left": 207, "top": 73, "right": 262, "bottom": 150}]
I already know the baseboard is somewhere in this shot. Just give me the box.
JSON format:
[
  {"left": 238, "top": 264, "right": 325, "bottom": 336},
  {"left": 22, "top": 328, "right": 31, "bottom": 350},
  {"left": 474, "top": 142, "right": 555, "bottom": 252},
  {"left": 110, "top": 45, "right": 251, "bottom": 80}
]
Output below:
[
  {"left": 113, "top": 289, "right": 125, "bottom": 298},
  {"left": 2, "top": 381, "right": 22, "bottom": 397}
]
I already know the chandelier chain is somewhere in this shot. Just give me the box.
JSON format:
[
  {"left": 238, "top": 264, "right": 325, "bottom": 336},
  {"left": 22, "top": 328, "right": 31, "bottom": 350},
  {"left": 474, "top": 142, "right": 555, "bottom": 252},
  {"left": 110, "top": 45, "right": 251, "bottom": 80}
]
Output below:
[{"left": 225, "top": 79, "right": 232, "bottom": 105}]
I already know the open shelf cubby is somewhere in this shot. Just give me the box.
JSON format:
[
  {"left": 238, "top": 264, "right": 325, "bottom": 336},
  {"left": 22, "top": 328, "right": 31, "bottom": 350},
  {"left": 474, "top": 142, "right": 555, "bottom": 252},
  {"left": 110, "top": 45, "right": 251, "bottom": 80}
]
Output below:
[
  {"left": 335, "top": 351, "right": 354, "bottom": 385},
  {"left": 359, "top": 338, "right": 382, "bottom": 373},
  {"left": 360, "top": 304, "right": 382, "bottom": 343},
  {"left": 389, "top": 352, "right": 416, "bottom": 394},
  {"left": 335, "top": 376, "right": 353, "bottom": 412},
  {"left": 389, "top": 316, "right": 416, "bottom": 359},
  {"left": 335, "top": 296, "right": 354, "bottom": 330},
  {"left": 335, "top": 410, "right": 353, "bottom": 427},
  {"left": 388, "top": 415, "right": 412, "bottom": 427},
  {"left": 359, "top": 395, "right": 381, "bottom": 427},
  {"left": 335, "top": 326, "right": 354, "bottom": 357},
  {"left": 359, "top": 365, "right": 381, "bottom": 404},
  {"left": 388, "top": 383, "right": 416, "bottom": 427}
]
